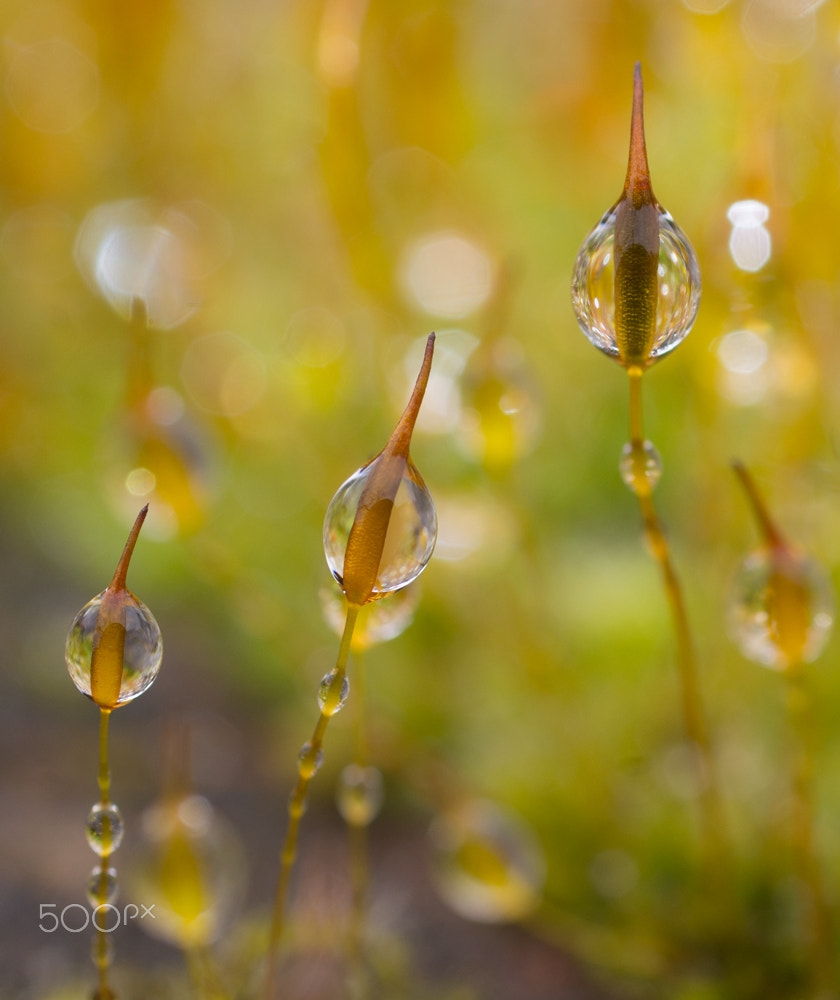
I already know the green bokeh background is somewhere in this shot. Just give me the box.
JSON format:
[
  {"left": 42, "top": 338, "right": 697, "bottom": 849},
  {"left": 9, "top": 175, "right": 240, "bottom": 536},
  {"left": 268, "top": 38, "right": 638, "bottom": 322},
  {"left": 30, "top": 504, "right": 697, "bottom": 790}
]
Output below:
[{"left": 2, "top": 0, "right": 840, "bottom": 997}]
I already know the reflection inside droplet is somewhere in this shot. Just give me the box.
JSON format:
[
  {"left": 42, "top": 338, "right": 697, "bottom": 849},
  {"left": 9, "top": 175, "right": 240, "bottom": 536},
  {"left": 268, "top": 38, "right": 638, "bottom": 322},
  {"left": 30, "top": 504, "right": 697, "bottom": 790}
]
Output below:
[{"left": 399, "top": 232, "right": 495, "bottom": 319}]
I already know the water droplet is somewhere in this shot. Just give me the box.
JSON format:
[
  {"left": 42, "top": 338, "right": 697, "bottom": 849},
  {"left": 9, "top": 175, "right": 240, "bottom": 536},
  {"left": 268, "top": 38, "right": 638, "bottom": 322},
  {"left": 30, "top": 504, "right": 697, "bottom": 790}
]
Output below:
[
  {"left": 336, "top": 764, "right": 384, "bottom": 826},
  {"left": 323, "top": 460, "right": 437, "bottom": 599},
  {"left": 728, "top": 548, "right": 835, "bottom": 670},
  {"left": 297, "top": 741, "right": 324, "bottom": 780},
  {"left": 66, "top": 591, "right": 163, "bottom": 707},
  {"left": 130, "top": 795, "right": 246, "bottom": 948},
  {"left": 318, "top": 669, "right": 350, "bottom": 717},
  {"left": 86, "top": 803, "right": 125, "bottom": 856},
  {"left": 572, "top": 206, "right": 700, "bottom": 368},
  {"left": 571, "top": 66, "right": 700, "bottom": 370},
  {"left": 430, "top": 800, "right": 545, "bottom": 923},
  {"left": 619, "top": 440, "right": 663, "bottom": 496},
  {"left": 87, "top": 865, "right": 118, "bottom": 907},
  {"left": 91, "top": 932, "right": 115, "bottom": 974},
  {"left": 320, "top": 580, "right": 420, "bottom": 650}
]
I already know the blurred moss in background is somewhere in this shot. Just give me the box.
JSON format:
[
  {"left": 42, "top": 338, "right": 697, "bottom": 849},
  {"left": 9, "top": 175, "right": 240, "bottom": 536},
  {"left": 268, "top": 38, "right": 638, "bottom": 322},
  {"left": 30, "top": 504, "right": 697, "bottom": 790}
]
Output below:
[{"left": 2, "top": 0, "right": 840, "bottom": 997}]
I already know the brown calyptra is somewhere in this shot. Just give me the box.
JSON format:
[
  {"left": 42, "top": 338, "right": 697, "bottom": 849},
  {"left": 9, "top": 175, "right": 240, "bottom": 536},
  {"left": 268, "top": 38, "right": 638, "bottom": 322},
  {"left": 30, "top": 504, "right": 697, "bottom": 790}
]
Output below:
[
  {"left": 614, "top": 63, "right": 660, "bottom": 371},
  {"left": 733, "top": 462, "right": 812, "bottom": 668},
  {"left": 90, "top": 505, "right": 149, "bottom": 709},
  {"left": 341, "top": 333, "right": 435, "bottom": 607}
]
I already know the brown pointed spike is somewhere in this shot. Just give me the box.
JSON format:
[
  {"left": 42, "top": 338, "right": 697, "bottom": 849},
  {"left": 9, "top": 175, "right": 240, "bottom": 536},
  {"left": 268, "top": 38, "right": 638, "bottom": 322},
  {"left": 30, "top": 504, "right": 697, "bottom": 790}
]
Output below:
[
  {"left": 624, "top": 63, "right": 654, "bottom": 203},
  {"left": 387, "top": 332, "right": 435, "bottom": 457},
  {"left": 732, "top": 461, "right": 785, "bottom": 550},
  {"left": 109, "top": 505, "right": 149, "bottom": 592}
]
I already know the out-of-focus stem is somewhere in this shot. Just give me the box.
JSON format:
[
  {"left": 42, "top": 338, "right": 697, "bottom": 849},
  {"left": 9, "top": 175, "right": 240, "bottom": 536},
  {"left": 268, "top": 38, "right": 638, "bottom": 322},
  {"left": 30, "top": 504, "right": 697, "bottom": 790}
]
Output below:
[{"left": 785, "top": 665, "right": 834, "bottom": 993}]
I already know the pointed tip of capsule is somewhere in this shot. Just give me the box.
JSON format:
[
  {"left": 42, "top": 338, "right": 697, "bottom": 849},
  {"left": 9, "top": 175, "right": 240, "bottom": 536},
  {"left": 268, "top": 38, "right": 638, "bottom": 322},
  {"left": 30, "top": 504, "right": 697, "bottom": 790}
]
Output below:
[
  {"left": 110, "top": 505, "right": 150, "bottom": 592},
  {"left": 731, "top": 460, "right": 785, "bottom": 550},
  {"left": 624, "top": 63, "right": 654, "bottom": 203},
  {"left": 389, "top": 332, "right": 436, "bottom": 457}
]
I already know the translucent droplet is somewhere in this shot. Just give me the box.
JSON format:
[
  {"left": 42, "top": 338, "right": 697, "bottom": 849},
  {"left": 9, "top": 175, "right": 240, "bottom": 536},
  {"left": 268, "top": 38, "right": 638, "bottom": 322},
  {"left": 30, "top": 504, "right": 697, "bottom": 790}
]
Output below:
[
  {"left": 571, "top": 204, "right": 701, "bottom": 369},
  {"left": 323, "top": 460, "right": 437, "bottom": 599},
  {"left": 66, "top": 592, "right": 163, "bottom": 707},
  {"left": 297, "top": 741, "right": 324, "bottom": 780},
  {"left": 430, "top": 800, "right": 545, "bottom": 923},
  {"left": 129, "top": 795, "right": 246, "bottom": 948},
  {"left": 318, "top": 669, "right": 350, "bottom": 717},
  {"left": 619, "top": 440, "right": 663, "bottom": 496},
  {"left": 87, "top": 865, "right": 118, "bottom": 907},
  {"left": 320, "top": 580, "right": 420, "bottom": 650},
  {"left": 728, "top": 548, "right": 835, "bottom": 670},
  {"left": 336, "top": 764, "right": 384, "bottom": 826},
  {"left": 86, "top": 803, "right": 125, "bottom": 856},
  {"left": 91, "top": 932, "right": 115, "bottom": 974}
]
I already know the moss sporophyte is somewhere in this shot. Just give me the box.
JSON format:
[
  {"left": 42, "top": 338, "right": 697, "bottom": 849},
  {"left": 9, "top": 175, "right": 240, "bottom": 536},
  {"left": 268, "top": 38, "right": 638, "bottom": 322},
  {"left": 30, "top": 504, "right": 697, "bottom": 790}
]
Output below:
[
  {"left": 729, "top": 462, "right": 836, "bottom": 992},
  {"left": 570, "top": 65, "right": 725, "bottom": 875},
  {"left": 264, "top": 332, "right": 438, "bottom": 999},
  {"left": 64, "top": 505, "right": 162, "bottom": 998}
]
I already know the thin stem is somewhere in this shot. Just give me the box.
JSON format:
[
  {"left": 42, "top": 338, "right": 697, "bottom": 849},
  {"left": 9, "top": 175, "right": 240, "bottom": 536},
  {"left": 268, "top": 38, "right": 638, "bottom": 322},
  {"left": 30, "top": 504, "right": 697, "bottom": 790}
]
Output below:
[
  {"left": 264, "top": 603, "right": 361, "bottom": 1000},
  {"left": 94, "top": 707, "right": 115, "bottom": 999},
  {"left": 785, "top": 665, "right": 834, "bottom": 993},
  {"left": 626, "top": 376, "right": 725, "bottom": 870},
  {"left": 346, "top": 649, "right": 371, "bottom": 993},
  {"left": 628, "top": 367, "right": 644, "bottom": 444},
  {"left": 98, "top": 708, "right": 112, "bottom": 804}
]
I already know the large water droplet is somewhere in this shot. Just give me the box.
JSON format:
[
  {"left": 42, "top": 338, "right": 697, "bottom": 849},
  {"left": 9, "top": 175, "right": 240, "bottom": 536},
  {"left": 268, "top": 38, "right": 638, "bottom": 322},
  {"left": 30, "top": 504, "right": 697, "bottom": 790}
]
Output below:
[
  {"left": 571, "top": 205, "right": 700, "bottom": 369},
  {"left": 86, "top": 803, "right": 125, "bottom": 856},
  {"left": 323, "top": 460, "right": 437, "bottom": 599},
  {"left": 318, "top": 669, "right": 350, "bottom": 717},
  {"left": 619, "top": 440, "right": 663, "bottom": 496},
  {"left": 87, "top": 865, "right": 118, "bottom": 907},
  {"left": 320, "top": 580, "right": 421, "bottom": 650},
  {"left": 728, "top": 548, "right": 835, "bottom": 670},
  {"left": 430, "top": 800, "right": 545, "bottom": 923},
  {"left": 336, "top": 764, "right": 384, "bottom": 827},
  {"left": 66, "top": 592, "right": 163, "bottom": 706}
]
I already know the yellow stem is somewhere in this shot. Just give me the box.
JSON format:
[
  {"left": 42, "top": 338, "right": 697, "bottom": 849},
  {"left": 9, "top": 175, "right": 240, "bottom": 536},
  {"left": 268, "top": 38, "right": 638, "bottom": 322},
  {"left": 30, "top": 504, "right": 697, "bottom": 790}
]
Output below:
[
  {"left": 628, "top": 367, "right": 644, "bottom": 444},
  {"left": 627, "top": 374, "right": 725, "bottom": 871},
  {"left": 264, "top": 603, "right": 361, "bottom": 1000},
  {"left": 785, "top": 665, "right": 834, "bottom": 992},
  {"left": 98, "top": 709, "right": 112, "bottom": 805},
  {"left": 346, "top": 650, "right": 371, "bottom": 986},
  {"left": 94, "top": 708, "right": 115, "bottom": 998}
]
